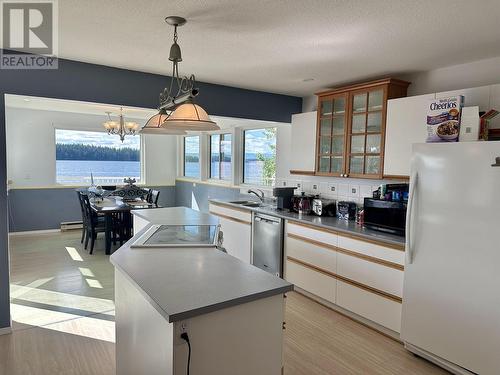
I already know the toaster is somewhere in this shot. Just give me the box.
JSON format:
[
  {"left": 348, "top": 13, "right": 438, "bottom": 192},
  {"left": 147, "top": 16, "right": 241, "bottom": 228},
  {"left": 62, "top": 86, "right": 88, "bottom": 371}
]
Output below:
[
  {"left": 337, "top": 201, "right": 357, "bottom": 221},
  {"left": 311, "top": 198, "right": 336, "bottom": 217}
]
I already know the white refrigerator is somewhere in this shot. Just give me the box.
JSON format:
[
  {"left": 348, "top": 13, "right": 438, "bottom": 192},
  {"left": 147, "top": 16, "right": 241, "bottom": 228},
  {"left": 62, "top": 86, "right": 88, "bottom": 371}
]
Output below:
[{"left": 401, "top": 142, "right": 500, "bottom": 375}]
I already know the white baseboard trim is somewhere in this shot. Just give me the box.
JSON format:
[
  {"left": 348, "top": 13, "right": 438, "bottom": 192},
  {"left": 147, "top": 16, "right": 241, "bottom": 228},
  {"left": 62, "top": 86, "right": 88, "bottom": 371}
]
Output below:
[
  {"left": 405, "top": 343, "right": 474, "bottom": 375},
  {"left": 9, "top": 229, "right": 61, "bottom": 236},
  {"left": 0, "top": 326, "right": 12, "bottom": 335}
]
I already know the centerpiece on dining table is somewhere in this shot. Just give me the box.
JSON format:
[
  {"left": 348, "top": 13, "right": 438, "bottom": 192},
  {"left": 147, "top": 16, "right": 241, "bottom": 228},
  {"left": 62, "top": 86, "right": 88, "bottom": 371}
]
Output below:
[{"left": 111, "top": 178, "right": 147, "bottom": 202}]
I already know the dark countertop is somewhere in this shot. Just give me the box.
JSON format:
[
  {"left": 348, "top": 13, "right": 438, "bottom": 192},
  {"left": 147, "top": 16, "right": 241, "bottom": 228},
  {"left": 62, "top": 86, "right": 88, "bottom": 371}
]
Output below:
[
  {"left": 209, "top": 199, "right": 405, "bottom": 247},
  {"left": 111, "top": 207, "right": 293, "bottom": 323}
]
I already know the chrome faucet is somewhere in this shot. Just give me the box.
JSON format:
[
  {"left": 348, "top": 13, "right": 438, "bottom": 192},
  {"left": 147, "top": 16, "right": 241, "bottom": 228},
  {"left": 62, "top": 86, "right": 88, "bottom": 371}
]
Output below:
[{"left": 248, "top": 189, "right": 265, "bottom": 202}]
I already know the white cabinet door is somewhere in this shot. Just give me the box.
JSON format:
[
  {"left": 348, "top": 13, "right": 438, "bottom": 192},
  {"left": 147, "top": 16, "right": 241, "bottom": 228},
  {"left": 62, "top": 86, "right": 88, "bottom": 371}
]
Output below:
[
  {"left": 290, "top": 111, "right": 317, "bottom": 172},
  {"left": 285, "top": 259, "right": 336, "bottom": 303},
  {"left": 384, "top": 94, "right": 435, "bottom": 177},
  {"left": 336, "top": 280, "right": 402, "bottom": 333},
  {"left": 218, "top": 216, "right": 252, "bottom": 264},
  {"left": 208, "top": 203, "right": 252, "bottom": 263}
]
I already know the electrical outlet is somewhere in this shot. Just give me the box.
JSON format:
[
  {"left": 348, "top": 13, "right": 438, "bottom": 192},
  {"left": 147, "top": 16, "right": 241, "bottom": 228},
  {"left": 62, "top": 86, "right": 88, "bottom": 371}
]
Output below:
[{"left": 180, "top": 321, "right": 188, "bottom": 333}]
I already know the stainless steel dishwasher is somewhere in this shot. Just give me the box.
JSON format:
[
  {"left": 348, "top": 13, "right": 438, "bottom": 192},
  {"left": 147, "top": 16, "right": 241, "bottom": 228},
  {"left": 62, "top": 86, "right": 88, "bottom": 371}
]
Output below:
[{"left": 252, "top": 213, "right": 284, "bottom": 277}]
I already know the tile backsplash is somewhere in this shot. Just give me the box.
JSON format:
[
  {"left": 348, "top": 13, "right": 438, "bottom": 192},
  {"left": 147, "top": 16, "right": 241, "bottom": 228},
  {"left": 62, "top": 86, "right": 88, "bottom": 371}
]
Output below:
[{"left": 275, "top": 176, "right": 392, "bottom": 205}]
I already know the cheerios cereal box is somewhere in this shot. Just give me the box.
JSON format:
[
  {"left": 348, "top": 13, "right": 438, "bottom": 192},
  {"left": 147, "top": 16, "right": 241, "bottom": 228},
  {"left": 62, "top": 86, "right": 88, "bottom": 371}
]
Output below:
[{"left": 426, "top": 96, "right": 464, "bottom": 142}]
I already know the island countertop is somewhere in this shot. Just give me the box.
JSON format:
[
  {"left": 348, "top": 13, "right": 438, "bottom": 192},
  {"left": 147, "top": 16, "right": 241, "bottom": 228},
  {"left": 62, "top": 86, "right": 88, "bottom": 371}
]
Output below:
[{"left": 110, "top": 207, "right": 293, "bottom": 323}]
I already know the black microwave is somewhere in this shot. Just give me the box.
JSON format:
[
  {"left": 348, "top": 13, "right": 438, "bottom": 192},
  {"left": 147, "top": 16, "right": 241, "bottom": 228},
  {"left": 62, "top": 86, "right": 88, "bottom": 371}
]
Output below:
[{"left": 363, "top": 198, "right": 407, "bottom": 235}]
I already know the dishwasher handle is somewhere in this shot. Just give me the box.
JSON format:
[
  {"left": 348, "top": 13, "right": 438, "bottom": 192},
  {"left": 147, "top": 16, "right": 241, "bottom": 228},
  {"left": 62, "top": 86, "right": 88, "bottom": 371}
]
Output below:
[{"left": 255, "top": 215, "right": 281, "bottom": 224}]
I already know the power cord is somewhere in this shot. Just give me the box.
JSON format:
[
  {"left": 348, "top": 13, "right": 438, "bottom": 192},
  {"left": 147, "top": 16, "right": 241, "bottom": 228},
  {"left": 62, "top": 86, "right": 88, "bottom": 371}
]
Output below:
[{"left": 180, "top": 332, "right": 191, "bottom": 375}]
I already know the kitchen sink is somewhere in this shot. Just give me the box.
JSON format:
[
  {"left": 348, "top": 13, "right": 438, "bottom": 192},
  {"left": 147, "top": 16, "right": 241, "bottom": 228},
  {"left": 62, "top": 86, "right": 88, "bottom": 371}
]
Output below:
[
  {"left": 242, "top": 202, "right": 261, "bottom": 207},
  {"left": 228, "top": 200, "right": 253, "bottom": 205}
]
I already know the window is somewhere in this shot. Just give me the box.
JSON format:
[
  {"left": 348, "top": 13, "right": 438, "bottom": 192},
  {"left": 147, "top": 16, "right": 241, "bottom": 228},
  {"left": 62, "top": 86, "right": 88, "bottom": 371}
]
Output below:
[
  {"left": 55, "top": 129, "right": 141, "bottom": 185},
  {"left": 243, "top": 128, "right": 276, "bottom": 186},
  {"left": 184, "top": 136, "right": 200, "bottom": 178},
  {"left": 210, "top": 134, "right": 232, "bottom": 180}
]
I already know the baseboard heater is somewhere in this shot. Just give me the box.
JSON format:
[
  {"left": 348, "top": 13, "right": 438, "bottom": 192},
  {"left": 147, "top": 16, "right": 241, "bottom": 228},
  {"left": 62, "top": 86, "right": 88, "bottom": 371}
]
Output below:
[{"left": 61, "top": 221, "right": 83, "bottom": 231}]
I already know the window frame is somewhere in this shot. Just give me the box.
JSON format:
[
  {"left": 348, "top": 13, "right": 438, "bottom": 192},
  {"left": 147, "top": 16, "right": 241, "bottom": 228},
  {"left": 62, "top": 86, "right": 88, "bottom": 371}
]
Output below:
[
  {"left": 209, "top": 132, "right": 232, "bottom": 182},
  {"left": 54, "top": 127, "right": 143, "bottom": 186},
  {"left": 183, "top": 135, "right": 201, "bottom": 179},
  {"left": 241, "top": 126, "right": 277, "bottom": 187}
]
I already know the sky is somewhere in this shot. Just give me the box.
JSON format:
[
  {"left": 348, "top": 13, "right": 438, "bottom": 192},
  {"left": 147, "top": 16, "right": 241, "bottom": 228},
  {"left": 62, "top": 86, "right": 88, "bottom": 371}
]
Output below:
[{"left": 55, "top": 129, "right": 140, "bottom": 149}]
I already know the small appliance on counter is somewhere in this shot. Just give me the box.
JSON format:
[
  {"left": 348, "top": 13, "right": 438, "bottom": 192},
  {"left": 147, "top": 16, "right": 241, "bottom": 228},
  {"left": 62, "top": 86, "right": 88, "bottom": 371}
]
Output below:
[
  {"left": 312, "top": 197, "right": 336, "bottom": 217},
  {"left": 291, "top": 192, "right": 314, "bottom": 215},
  {"left": 376, "top": 183, "right": 409, "bottom": 201},
  {"left": 364, "top": 198, "right": 407, "bottom": 235},
  {"left": 272, "top": 186, "right": 297, "bottom": 210},
  {"left": 337, "top": 201, "right": 357, "bottom": 221}
]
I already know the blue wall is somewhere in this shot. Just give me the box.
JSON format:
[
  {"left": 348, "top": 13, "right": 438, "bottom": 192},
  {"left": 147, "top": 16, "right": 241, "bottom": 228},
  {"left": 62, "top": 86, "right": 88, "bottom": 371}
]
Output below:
[
  {"left": 175, "top": 180, "right": 242, "bottom": 213},
  {"left": 8, "top": 186, "right": 175, "bottom": 232},
  {"left": 0, "top": 50, "right": 301, "bottom": 329}
]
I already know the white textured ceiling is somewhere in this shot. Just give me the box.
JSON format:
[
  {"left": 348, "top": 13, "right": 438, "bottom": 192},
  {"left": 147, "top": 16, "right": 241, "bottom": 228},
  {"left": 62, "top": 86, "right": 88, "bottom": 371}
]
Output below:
[{"left": 41, "top": 0, "right": 500, "bottom": 96}]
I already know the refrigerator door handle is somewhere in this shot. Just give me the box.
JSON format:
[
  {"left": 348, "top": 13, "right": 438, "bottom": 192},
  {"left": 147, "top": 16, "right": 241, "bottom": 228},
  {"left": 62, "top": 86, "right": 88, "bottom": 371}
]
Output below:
[{"left": 406, "top": 171, "right": 418, "bottom": 264}]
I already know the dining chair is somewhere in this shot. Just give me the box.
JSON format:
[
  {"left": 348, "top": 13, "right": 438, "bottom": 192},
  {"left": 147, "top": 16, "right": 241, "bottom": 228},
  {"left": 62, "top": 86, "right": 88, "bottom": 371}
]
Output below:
[
  {"left": 82, "top": 194, "right": 107, "bottom": 254},
  {"left": 150, "top": 190, "right": 160, "bottom": 205},
  {"left": 76, "top": 191, "right": 87, "bottom": 244},
  {"left": 143, "top": 188, "right": 152, "bottom": 203}
]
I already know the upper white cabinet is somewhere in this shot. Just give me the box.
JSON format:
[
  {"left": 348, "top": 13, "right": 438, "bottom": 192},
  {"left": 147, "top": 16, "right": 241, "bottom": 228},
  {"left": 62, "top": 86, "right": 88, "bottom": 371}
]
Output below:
[
  {"left": 290, "top": 111, "right": 317, "bottom": 173},
  {"left": 384, "top": 93, "right": 435, "bottom": 177}
]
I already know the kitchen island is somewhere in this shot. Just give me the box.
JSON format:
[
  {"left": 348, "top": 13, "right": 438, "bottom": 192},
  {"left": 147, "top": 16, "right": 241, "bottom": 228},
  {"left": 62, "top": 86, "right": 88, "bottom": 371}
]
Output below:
[{"left": 110, "top": 207, "right": 293, "bottom": 375}]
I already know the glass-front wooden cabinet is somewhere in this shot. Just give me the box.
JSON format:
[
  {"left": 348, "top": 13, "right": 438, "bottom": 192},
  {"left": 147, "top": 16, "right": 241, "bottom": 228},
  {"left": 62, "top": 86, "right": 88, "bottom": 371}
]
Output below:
[
  {"left": 316, "top": 93, "right": 347, "bottom": 176},
  {"left": 315, "top": 78, "right": 410, "bottom": 179}
]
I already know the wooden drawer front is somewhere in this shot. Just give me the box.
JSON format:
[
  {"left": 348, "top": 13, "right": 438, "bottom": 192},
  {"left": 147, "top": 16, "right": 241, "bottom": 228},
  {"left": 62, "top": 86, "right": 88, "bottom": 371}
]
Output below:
[
  {"left": 337, "top": 280, "right": 402, "bottom": 332},
  {"left": 338, "top": 235, "right": 404, "bottom": 265},
  {"left": 286, "top": 222, "right": 338, "bottom": 247},
  {"left": 208, "top": 203, "right": 252, "bottom": 224},
  {"left": 337, "top": 253, "right": 403, "bottom": 298},
  {"left": 285, "top": 259, "right": 336, "bottom": 303},
  {"left": 285, "top": 236, "right": 336, "bottom": 274}
]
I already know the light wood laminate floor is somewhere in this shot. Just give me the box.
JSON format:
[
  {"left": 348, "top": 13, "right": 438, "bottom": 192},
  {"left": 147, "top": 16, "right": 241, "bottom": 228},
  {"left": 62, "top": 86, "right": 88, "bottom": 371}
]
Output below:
[{"left": 1, "top": 231, "right": 448, "bottom": 375}]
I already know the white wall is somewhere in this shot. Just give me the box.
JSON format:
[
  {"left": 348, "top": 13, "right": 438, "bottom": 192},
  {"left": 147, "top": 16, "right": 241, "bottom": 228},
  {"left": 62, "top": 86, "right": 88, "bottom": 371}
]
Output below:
[
  {"left": 401, "top": 56, "right": 500, "bottom": 97},
  {"left": 302, "top": 55, "right": 500, "bottom": 112},
  {"left": 5, "top": 107, "right": 178, "bottom": 188}
]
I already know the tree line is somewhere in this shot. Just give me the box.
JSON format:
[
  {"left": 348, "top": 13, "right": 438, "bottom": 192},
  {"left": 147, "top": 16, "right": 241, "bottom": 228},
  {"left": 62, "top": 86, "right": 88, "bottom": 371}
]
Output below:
[{"left": 56, "top": 143, "right": 140, "bottom": 161}]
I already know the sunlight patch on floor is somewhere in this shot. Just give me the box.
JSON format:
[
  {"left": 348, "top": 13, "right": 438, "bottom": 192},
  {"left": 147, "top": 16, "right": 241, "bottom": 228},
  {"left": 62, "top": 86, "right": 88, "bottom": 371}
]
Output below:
[
  {"left": 86, "top": 278, "right": 103, "bottom": 288},
  {"left": 11, "top": 303, "right": 115, "bottom": 343},
  {"left": 65, "top": 246, "right": 83, "bottom": 261},
  {"left": 78, "top": 267, "right": 95, "bottom": 277},
  {"left": 10, "top": 277, "right": 54, "bottom": 299},
  {"left": 10, "top": 284, "right": 115, "bottom": 315}
]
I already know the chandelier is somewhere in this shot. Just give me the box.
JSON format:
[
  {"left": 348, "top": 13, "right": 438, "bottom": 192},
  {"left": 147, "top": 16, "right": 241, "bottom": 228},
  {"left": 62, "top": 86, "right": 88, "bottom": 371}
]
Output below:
[
  {"left": 142, "top": 16, "right": 219, "bottom": 133},
  {"left": 103, "top": 107, "right": 139, "bottom": 142}
]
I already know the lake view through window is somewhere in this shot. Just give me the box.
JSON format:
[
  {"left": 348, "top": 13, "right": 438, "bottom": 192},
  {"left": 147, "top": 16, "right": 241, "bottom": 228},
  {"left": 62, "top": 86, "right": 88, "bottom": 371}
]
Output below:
[
  {"left": 184, "top": 136, "right": 200, "bottom": 178},
  {"left": 243, "top": 128, "right": 276, "bottom": 186},
  {"left": 55, "top": 129, "right": 141, "bottom": 185}
]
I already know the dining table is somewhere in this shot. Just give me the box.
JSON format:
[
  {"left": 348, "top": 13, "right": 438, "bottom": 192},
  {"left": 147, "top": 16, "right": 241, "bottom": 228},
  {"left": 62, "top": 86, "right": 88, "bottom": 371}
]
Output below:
[{"left": 90, "top": 196, "right": 160, "bottom": 254}]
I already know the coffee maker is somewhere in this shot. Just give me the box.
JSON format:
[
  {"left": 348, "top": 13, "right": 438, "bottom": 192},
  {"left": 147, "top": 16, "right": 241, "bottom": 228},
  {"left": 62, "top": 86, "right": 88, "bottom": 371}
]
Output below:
[{"left": 272, "top": 187, "right": 297, "bottom": 210}]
